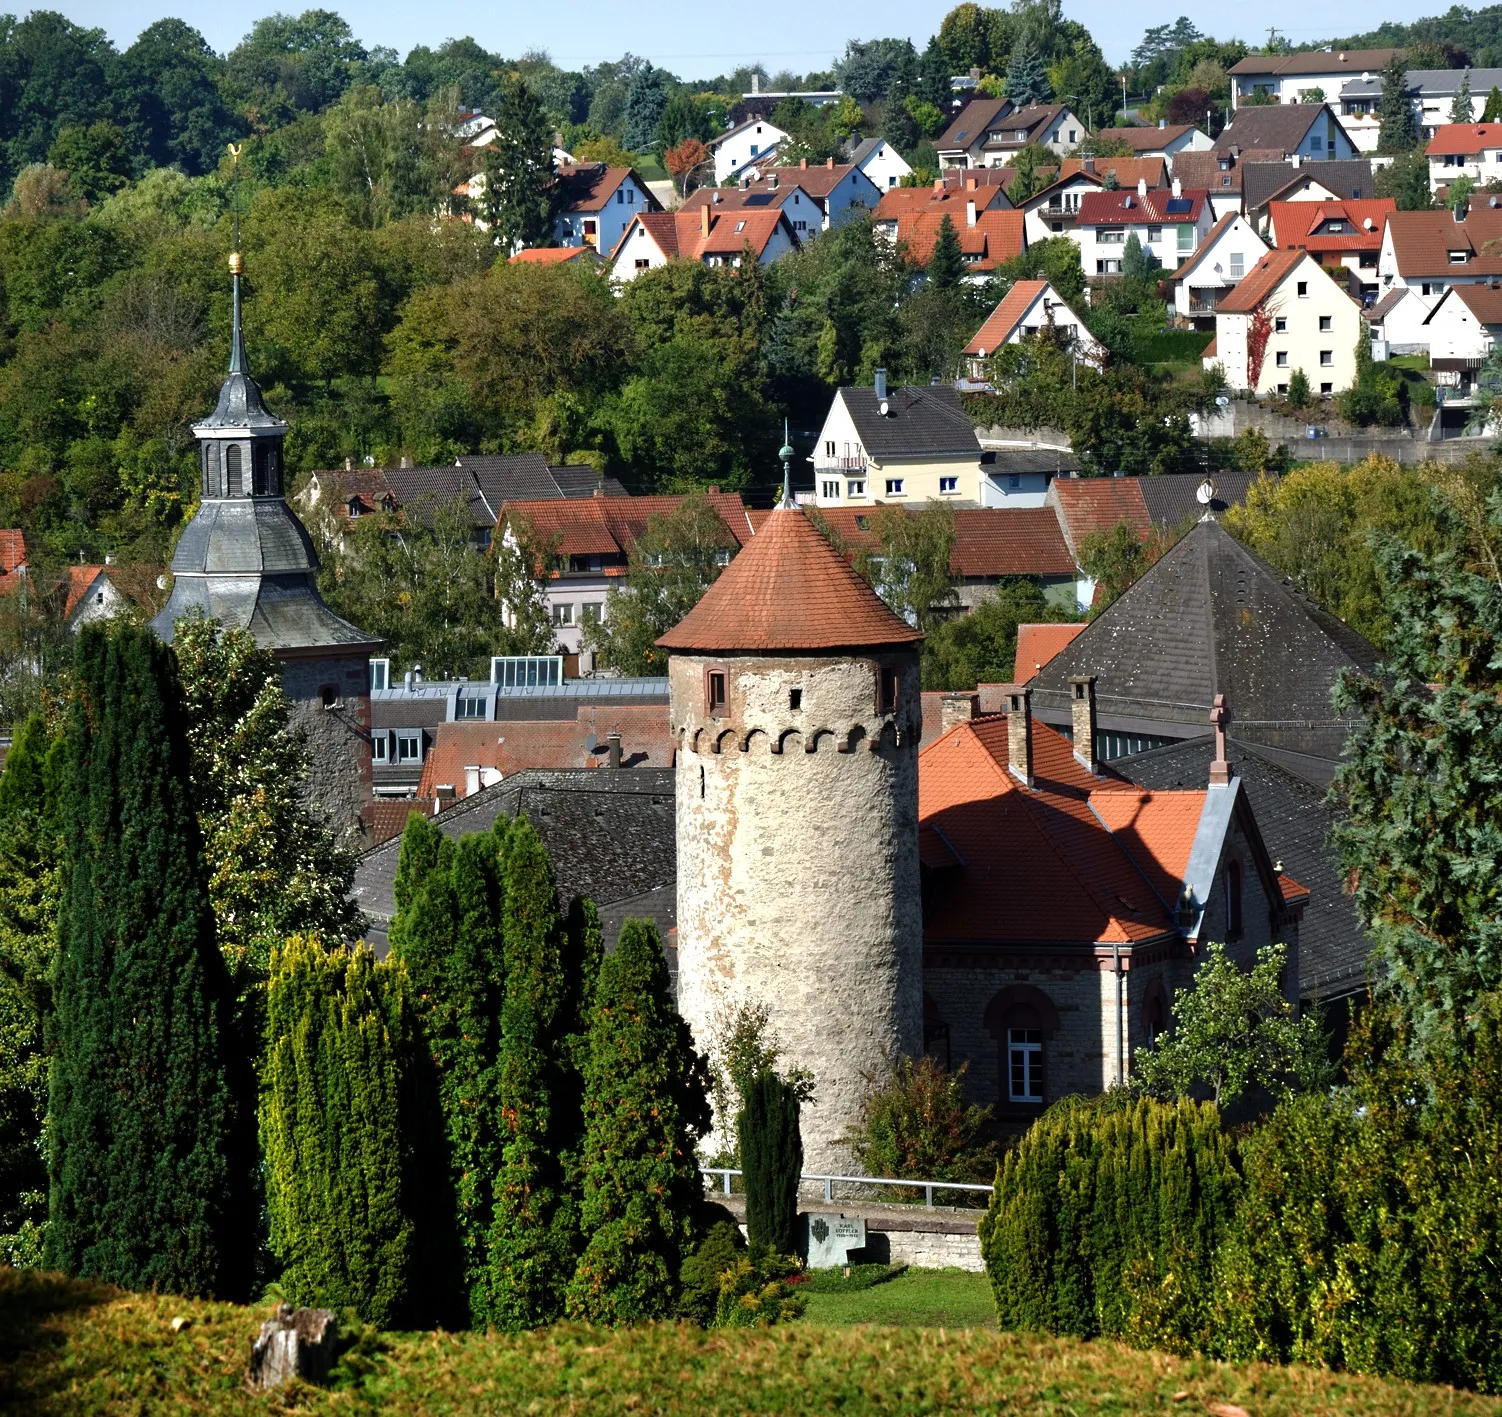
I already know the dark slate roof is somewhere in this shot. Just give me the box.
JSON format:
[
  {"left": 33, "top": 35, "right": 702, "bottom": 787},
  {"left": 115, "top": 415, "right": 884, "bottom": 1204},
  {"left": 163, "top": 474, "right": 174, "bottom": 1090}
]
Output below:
[
  {"left": 353, "top": 767, "right": 677, "bottom": 945},
  {"left": 841, "top": 385, "right": 981, "bottom": 460},
  {"left": 1242, "top": 159, "right": 1374, "bottom": 214},
  {"left": 1138, "top": 471, "right": 1261, "bottom": 527},
  {"left": 1120, "top": 734, "right": 1373, "bottom": 1001},
  {"left": 988, "top": 446, "right": 1081, "bottom": 476},
  {"left": 198, "top": 369, "right": 286, "bottom": 431},
  {"left": 381, "top": 456, "right": 626, "bottom": 528},
  {"left": 1214, "top": 104, "right": 1337, "bottom": 156},
  {"left": 1029, "top": 520, "right": 1380, "bottom": 778},
  {"left": 550, "top": 465, "right": 629, "bottom": 497}
]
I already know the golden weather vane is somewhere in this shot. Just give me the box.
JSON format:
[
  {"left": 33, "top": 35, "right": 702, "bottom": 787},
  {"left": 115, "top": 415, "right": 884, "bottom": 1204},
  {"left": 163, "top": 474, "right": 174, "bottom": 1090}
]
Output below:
[{"left": 227, "top": 143, "right": 243, "bottom": 274}]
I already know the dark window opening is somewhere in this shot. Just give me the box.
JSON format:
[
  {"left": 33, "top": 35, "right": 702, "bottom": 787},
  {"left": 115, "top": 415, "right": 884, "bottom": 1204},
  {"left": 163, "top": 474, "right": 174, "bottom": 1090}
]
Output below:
[
  {"left": 1145, "top": 994, "right": 1167, "bottom": 1044},
  {"left": 319, "top": 684, "right": 339, "bottom": 710},
  {"left": 789, "top": 687, "right": 802, "bottom": 711},
  {"left": 205, "top": 443, "right": 221, "bottom": 498},
  {"left": 225, "top": 444, "right": 242, "bottom": 496},
  {"left": 878, "top": 667, "right": 899, "bottom": 713},
  {"left": 707, "top": 670, "right": 727, "bottom": 715},
  {"left": 924, "top": 1021, "right": 951, "bottom": 1070},
  {"left": 1226, "top": 860, "right": 1243, "bottom": 940}
]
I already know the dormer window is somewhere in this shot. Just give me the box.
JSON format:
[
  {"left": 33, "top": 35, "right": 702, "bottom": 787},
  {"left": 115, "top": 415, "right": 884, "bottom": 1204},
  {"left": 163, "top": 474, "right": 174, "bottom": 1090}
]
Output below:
[{"left": 1450, "top": 250, "right": 1469, "bottom": 264}]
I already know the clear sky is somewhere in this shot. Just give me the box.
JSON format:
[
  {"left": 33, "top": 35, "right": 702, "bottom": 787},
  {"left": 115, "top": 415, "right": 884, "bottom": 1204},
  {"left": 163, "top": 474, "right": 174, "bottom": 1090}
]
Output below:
[{"left": 59, "top": 0, "right": 1427, "bottom": 73}]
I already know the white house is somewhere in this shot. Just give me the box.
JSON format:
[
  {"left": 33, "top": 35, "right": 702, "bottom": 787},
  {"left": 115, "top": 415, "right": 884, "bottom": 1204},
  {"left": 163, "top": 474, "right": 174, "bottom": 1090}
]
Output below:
[
  {"left": 1229, "top": 49, "right": 1402, "bottom": 110},
  {"left": 1266, "top": 198, "right": 1393, "bottom": 301},
  {"left": 683, "top": 160, "right": 880, "bottom": 237},
  {"left": 550, "top": 164, "right": 660, "bottom": 253},
  {"left": 64, "top": 563, "right": 133, "bottom": 631},
  {"left": 937, "top": 99, "right": 1087, "bottom": 168},
  {"left": 1378, "top": 205, "right": 1502, "bottom": 321},
  {"left": 1105, "top": 122, "right": 1214, "bottom": 162},
  {"left": 1421, "top": 282, "right": 1502, "bottom": 366},
  {"left": 1170, "top": 213, "right": 1269, "bottom": 324},
  {"left": 1210, "top": 248, "right": 1362, "bottom": 398},
  {"left": 609, "top": 206, "right": 799, "bottom": 282},
  {"left": 1426, "top": 124, "right": 1502, "bottom": 193},
  {"left": 709, "top": 115, "right": 789, "bottom": 185},
  {"left": 1018, "top": 172, "right": 1103, "bottom": 245},
  {"left": 962, "top": 279, "right": 1105, "bottom": 374},
  {"left": 849, "top": 136, "right": 913, "bottom": 191},
  {"left": 1075, "top": 180, "right": 1214, "bottom": 277},
  {"left": 1336, "top": 66, "right": 1502, "bottom": 151}
]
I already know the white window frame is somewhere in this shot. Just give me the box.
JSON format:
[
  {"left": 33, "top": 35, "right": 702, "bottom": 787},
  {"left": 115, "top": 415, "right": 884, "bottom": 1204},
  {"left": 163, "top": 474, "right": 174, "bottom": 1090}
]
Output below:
[
  {"left": 552, "top": 602, "right": 575, "bottom": 627},
  {"left": 885, "top": 478, "right": 905, "bottom": 496},
  {"left": 848, "top": 479, "right": 866, "bottom": 497},
  {"left": 939, "top": 476, "right": 959, "bottom": 494},
  {"left": 1007, "top": 1028, "right": 1044, "bottom": 1103},
  {"left": 370, "top": 658, "right": 390, "bottom": 692},
  {"left": 396, "top": 731, "right": 422, "bottom": 764}
]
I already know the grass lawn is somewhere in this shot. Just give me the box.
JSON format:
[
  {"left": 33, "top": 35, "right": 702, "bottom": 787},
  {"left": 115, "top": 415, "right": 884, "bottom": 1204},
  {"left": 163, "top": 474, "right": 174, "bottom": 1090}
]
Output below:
[
  {"left": 6, "top": 1265, "right": 1501, "bottom": 1416},
  {"left": 801, "top": 1266, "right": 996, "bottom": 1328}
]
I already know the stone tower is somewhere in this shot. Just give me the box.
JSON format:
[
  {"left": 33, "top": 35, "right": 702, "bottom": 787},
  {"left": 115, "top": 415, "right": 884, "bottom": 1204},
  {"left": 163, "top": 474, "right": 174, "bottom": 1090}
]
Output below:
[
  {"left": 658, "top": 479, "right": 925, "bottom": 1172},
  {"left": 150, "top": 249, "right": 381, "bottom": 835}
]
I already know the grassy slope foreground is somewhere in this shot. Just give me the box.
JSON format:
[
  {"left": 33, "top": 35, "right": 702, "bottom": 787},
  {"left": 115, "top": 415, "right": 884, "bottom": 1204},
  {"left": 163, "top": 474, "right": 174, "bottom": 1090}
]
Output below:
[{"left": 3, "top": 1267, "right": 1499, "bottom": 1417}]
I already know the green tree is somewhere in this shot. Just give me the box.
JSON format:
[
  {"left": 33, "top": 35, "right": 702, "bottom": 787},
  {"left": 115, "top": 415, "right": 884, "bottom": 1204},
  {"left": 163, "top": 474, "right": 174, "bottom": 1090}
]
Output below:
[
  {"left": 1484, "top": 85, "right": 1502, "bottom": 122},
  {"left": 45, "top": 626, "right": 248, "bottom": 1298},
  {"left": 581, "top": 494, "right": 738, "bottom": 674},
  {"left": 483, "top": 74, "right": 557, "bottom": 251},
  {"left": 1377, "top": 53, "right": 1417, "bottom": 154},
  {"left": 1134, "top": 942, "right": 1330, "bottom": 1106},
  {"left": 567, "top": 918, "right": 709, "bottom": 1321},
  {"left": 1006, "top": 34, "right": 1051, "bottom": 106},
  {"left": 261, "top": 935, "right": 428, "bottom": 1327},
  {"left": 1076, "top": 518, "right": 1184, "bottom": 613},
  {"left": 46, "top": 120, "right": 132, "bottom": 204},
  {"left": 1331, "top": 521, "right": 1502, "bottom": 1038},
  {"left": 622, "top": 65, "right": 668, "bottom": 153},
  {"left": 845, "top": 1056, "right": 996, "bottom": 1187},
  {"left": 1006, "top": 143, "right": 1046, "bottom": 204},
  {"left": 927, "top": 213, "right": 964, "bottom": 289},
  {"left": 922, "top": 580, "right": 1069, "bottom": 690},
  {"left": 112, "top": 18, "right": 239, "bottom": 177},
  {"left": 841, "top": 500, "right": 958, "bottom": 630},
  {"left": 1120, "top": 231, "right": 1160, "bottom": 282},
  {"left": 1286, "top": 367, "right": 1311, "bottom": 408},
  {"left": 656, "top": 91, "right": 714, "bottom": 151},
  {"left": 739, "top": 1070, "right": 802, "bottom": 1256},
  {"left": 1374, "top": 149, "right": 1434, "bottom": 210},
  {"left": 1451, "top": 71, "right": 1474, "bottom": 123},
  {"left": 1448, "top": 173, "right": 1477, "bottom": 214}
]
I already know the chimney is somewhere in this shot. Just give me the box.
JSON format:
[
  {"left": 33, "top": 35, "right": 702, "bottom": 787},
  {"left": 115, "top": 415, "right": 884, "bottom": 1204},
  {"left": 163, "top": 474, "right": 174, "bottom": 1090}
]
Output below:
[
  {"left": 1159, "top": 117, "right": 1167, "bottom": 129},
  {"left": 1006, "top": 685, "right": 1034, "bottom": 788},
  {"left": 464, "top": 765, "right": 481, "bottom": 798},
  {"left": 800, "top": 157, "right": 808, "bottom": 168},
  {"left": 1454, "top": 199, "right": 1470, "bottom": 223},
  {"left": 700, "top": 203, "right": 711, "bottom": 239},
  {"left": 1137, "top": 177, "right": 1148, "bottom": 196},
  {"left": 1230, "top": 144, "right": 1240, "bottom": 160},
  {"left": 966, "top": 175, "right": 977, "bottom": 190},
  {"left": 1070, "top": 676, "right": 1098, "bottom": 774},
  {"left": 344, "top": 456, "right": 354, "bottom": 471},
  {"left": 1172, "top": 176, "right": 1182, "bottom": 198},
  {"left": 827, "top": 156, "right": 835, "bottom": 168},
  {"left": 607, "top": 730, "right": 622, "bottom": 769},
  {"left": 400, "top": 454, "right": 413, "bottom": 468},
  {"left": 768, "top": 173, "right": 778, "bottom": 189},
  {"left": 874, "top": 367, "right": 888, "bottom": 400},
  {"left": 1084, "top": 155, "right": 1095, "bottom": 173},
  {"left": 1209, "top": 694, "right": 1233, "bottom": 787},
  {"left": 966, "top": 198, "right": 977, "bottom": 228},
  {"left": 432, "top": 784, "right": 456, "bottom": 815},
  {"left": 752, "top": 72, "right": 760, "bottom": 95},
  {"left": 940, "top": 692, "right": 980, "bottom": 732}
]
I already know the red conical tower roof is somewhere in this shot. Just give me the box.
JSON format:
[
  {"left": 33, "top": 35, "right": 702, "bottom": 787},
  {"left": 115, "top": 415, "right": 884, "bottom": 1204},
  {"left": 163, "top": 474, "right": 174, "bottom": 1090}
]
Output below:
[{"left": 656, "top": 505, "right": 923, "bottom": 653}]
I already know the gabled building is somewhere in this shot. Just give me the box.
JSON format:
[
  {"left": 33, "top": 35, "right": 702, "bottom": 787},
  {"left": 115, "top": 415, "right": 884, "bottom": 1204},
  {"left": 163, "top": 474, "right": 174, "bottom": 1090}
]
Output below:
[
  {"left": 609, "top": 206, "right": 800, "bottom": 281},
  {"left": 1214, "top": 103, "right": 1360, "bottom": 164},
  {"left": 849, "top": 135, "right": 913, "bottom": 190},
  {"left": 875, "top": 196, "right": 1027, "bottom": 281},
  {"left": 963, "top": 279, "right": 1105, "bottom": 374},
  {"left": 1242, "top": 158, "right": 1377, "bottom": 232},
  {"left": 1377, "top": 204, "right": 1502, "bottom": 315},
  {"left": 63, "top": 562, "right": 145, "bottom": 631},
  {"left": 1420, "top": 281, "right": 1502, "bottom": 382},
  {"left": 709, "top": 114, "right": 789, "bottom": 184},
  {"left": 1013, "top": 622, "right": 1085, "bottom": 683},
  {"left": 682, "top": 159, "right": 880, "bottom": 237},
  {"left": 1229, "top": 49, "right": 1402, "bottom": 112},
  {"left": 509, "top": 245, "right": 601, "bottom": 268},
  {"left": 1168, "top": 149, "right": 1266, "bottom": 221},
  {"left": 1170, "top": 212, "right": 1269, "bottom": 324},
  {"left": 811, "top": 372, "right": 985, "bottom": 507},
  {"left": 937, "top": 98, "right": 1086, "bottom": 168},
  {"left": 1211, "top": 247, "right": 1362, "bottom": 398},
  {"left": 875, "top": 182, "right": 1011, "bottom": 244},
  {"left": 550, "top": 163, "right": 660, "bottom": 253},
  {"left": 1425, "top": 123, "right": 1502, "bottom": 193},
  {"left": 1100, "top": 122, "right": 1213, "bottom": 161},
  {"left": 0, "top": 529, "right": 25, "bottom": 588},
  {"left": 1075, "top": 181, "right": 1213, "bottom": 276},
  {"left": 1267, "top": 197, "right": 1394, "bottom": 300},
  {"left": 1336, "top": 66, "right": 1502, "bottom": 149}
]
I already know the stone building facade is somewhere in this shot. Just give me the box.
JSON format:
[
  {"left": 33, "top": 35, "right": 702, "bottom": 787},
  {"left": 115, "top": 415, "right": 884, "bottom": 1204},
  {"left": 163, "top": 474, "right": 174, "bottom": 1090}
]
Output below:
[{"left": 659, "top": 502, "right": 926, "bottom": 1172}]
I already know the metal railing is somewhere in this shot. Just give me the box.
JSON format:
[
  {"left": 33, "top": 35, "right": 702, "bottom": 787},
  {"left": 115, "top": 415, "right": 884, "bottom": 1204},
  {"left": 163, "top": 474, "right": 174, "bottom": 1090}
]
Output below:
[{"left": 701, "top": 1167, "right": 993, "bottom": 1209}]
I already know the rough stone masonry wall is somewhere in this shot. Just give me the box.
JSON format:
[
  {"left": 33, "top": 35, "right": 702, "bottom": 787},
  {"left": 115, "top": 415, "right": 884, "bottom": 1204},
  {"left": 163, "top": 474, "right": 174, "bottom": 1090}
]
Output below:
[
  {"left": 672, "top": 649, "right": 924, "bottom": 1173},
  {"left": 280, "top": 650, "right": 374, "bottom": 839}
]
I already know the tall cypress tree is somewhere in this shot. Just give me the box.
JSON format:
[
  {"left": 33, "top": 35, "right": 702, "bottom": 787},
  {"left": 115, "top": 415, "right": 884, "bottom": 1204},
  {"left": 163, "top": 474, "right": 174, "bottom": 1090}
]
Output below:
[
  {"left": 740, "top": 1072, "right": 803, "bottom": 1257},
  {"left": 566, "top": 918, "right": 710, "bottom": 1323},
  {"left": 483, "top": 74, "right": 557, "bottom": 251},
  {"left": 1377, "top": 55, "right": 1417, "bottom": 154},
  {"left": 45, "top": 626, "right": 248, "bottom": 1298}
]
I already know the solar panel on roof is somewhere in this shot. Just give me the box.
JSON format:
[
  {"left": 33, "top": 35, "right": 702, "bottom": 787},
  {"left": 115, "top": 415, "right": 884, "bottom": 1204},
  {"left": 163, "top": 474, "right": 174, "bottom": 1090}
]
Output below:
[
  {"left": 1165, "top": 198, "right": 1192, "bottom": 214},
  {"left": 745, "top": 193, "right": 772, "bottom": 205}
]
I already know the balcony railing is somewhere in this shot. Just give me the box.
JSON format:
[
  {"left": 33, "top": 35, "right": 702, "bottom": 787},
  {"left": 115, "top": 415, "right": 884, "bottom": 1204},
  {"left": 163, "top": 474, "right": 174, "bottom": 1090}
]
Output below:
[{"left": 815, "top": 455, "right": 868, "bottom": 472}]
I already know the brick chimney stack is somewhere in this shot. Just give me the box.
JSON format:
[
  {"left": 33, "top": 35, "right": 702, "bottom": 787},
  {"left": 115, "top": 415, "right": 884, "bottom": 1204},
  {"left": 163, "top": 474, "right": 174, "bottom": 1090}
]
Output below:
[
  {"left": 1070, "top": 675, "right": 1098, "bottom": 774},
  {"left": 1006, "top": 685, "right": 1035, "bottom": 788},
  {"left": 700, "top": 203, "right": 711, "bottom": 239},
  {"left": 940, "top": 692, "right": 979, "bottom": 732}
]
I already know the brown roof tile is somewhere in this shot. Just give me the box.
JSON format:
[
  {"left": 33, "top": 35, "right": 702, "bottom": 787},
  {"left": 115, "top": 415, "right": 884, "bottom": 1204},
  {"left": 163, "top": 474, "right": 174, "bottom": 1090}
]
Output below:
[
  {"left": 1102, "top": 125, "right": 1201, "bottom": 151},
  {"left": 657, "top": 506, "right": 922, "bottom": 652},
  {"left": 1013, "top": 622, "right": 1086, "bottom": 683},
  {"left": 1386, "top": 206, "right": 1502, "bottom": 278},
  {"left": 1215, "top": 247, "right": 1308, "bottom": 314},
  {"left": 890, "top": 208, "right": 1026, "bottom": 270},
  {"left": 0, "top": 530, "right": 26, "bottom": 577},
  {"left": 1268, "top": 198, "right": 1393, "bottom": 252}
]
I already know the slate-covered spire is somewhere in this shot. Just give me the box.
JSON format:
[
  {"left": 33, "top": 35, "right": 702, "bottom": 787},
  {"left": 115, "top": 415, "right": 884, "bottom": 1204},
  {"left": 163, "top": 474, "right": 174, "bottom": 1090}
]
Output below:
[{"left": 228, "top": 250, "right": 247, "bottom": 376}]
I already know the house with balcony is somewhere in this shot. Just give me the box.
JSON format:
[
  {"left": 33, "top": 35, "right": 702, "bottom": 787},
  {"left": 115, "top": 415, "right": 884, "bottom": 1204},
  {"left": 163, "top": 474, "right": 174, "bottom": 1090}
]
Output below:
[
  {"left": 1420, "top": 282, "right": 1502, "bottom": 393},
  {"left": 608, "top": 205, "right": 800, "bottom": 281},
  {"left": 936, "top": 98, "right": 1087, "bottom": 168},
  {"left": 810, "top": 371, "right": 987, "bottom": 508},
  {"left": 1229, "top": 49, "right": 1402, "bottom": 113},
  {"left": 1170, "top": 213, "right": 1268, "bottom": 325},
  {"left": 551, "top": 164, "right": 660, "bottom": 252},
  {"left": 709, "top": 114, "right": 790, "bottom": 184},
  {"left": 1426, "top": 124, "right": 1502, "bottom": 194},
  {"left": 1242, "top": 159, "right": 1377, "bottom": 233},
  {"left": 1267, "top": 198, "right": 1394, "bottom": 301},
  {"left": 1336, "top": 67, "right": 1502, "bottom": 151},
  {"left": 963, "top": 279, "right": 1105, "bottom": 373},
  {"left": 1075, "top": 180, "right": 1213, "bottom": 276}
]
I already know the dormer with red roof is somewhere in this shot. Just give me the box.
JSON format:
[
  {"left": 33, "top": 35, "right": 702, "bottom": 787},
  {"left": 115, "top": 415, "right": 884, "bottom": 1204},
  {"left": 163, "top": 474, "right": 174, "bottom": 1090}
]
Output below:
[{"left": 1267, "top": 197, "right": 1394, "bottom": 301}]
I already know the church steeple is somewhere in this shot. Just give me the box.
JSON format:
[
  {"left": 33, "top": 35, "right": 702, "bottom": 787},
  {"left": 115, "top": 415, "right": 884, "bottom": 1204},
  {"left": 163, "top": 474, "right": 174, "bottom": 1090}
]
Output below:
[{"left": 228, "top": 249, "right": 247, "bottom": 376}]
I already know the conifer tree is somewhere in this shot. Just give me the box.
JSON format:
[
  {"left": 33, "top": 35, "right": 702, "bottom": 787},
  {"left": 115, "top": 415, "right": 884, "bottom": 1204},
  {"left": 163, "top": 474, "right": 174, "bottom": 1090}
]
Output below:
[
  {"left": 486, "top": 817, "right": 580, "bottom": 1328},
  {"left": 261, "top": 935, "right": 423, "bottom": 1328},
  {"left": 1484, "top": 85, "right": 1502, "bottom": 122},
  {"left": 483, "top": 74, "right": 557, "bottom": 251},
  {"left": 566, "top": 918, "right": 710, "bottom": 1323},
  {"left": 927, "top": 213, "right": 964, "bottom": 289},
  {"left": 740, "top": 1071, "right": 803, "bottom": 1256},
  {"left": 1451, "top": 72, "right": 1474, "bottom": 123},
  {"left": 1006, "top": 35, "right": 1051, "bottom": 107},
  {"left": 1377, "top": 54, "right": 1417, "bottom": 153},
  {"left": 45, "top": 626, "right": 248, "bottom": 1298}
]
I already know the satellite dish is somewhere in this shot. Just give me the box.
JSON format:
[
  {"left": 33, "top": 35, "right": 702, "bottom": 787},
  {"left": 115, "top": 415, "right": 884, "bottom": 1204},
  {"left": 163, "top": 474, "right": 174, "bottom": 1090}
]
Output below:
[
  {"left": 879, "top": 399, "right": 891, "bottom": 416},
  {"left": 156, "top": 575, "right": 168, "bottom": 590},
  {"left": 1215, "top": 394, "right": 1230, "bottom": 406},
  {"left": 1196, "top": 479, "right": 1216, "bottom": 505}
]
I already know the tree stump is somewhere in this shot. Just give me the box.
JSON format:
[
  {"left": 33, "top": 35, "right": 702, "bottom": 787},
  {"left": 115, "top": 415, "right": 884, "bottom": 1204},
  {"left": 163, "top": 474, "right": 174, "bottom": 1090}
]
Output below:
[{"left": 247, "top": 1304, "right": 337, "bottom": 1389}]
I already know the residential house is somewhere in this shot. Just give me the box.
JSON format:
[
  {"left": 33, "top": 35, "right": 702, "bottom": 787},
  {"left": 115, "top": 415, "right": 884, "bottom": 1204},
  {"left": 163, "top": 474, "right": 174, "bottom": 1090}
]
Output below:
[
  {"left": 1170, "top": 212, "right": 1269, "bottom": 324},
  {"left": 1212, "top": 247, "right": 1361, "bottom": 397},
  {"left": 849, "top": 135, "right": 913, "bottom": 190},
  {"left": 1267, "top": 198, "right": 1394, "bottom": 300},
  {"left": 1377, "top": 205, "right": 1502, "bottom": 328},
  {"left": 1214, "top": 103, "right": 1360, "bottom": 163},
  {"left": 963, "top": 279, "right": 1106, "bottom": 373},
  {"left": 1425, "top": 123, "right": 1502, "bottom": 193},
  {"left": 550, "top": 164, "right": 660, "bottom": 252},
  {"left": 509, "top": 246, "right": 601, "bottom": 267},
  {"left": 1337, "top": 67, "right": 1502, "bottom": 150},
  {"left": 874, "top": 195, "right": 1027, "bottom": 281},
  {"left": 1229, "top": 48, "right": 1402, "bottom": 111},
  {"left": 919, "top": 691, "right": 1307, "bottom": 1111},
  {"left": 495, "top": 491, "right": 756, "bottom": 668},
  {"left": 1013, "top": 622, "right": 1085, "bottom": 682},
  {"left": 608, "top": 206, "right": 799, "bottom": 282},
  {"left": 682, "top": 159, "right": 881, "bottom": 236},
  {"left": 63, "top": 563, "right": 136, "bottom": 631},
  {"left": 1169, "top": 150, "right": 1265, "bottom": 221},
  {"left": 0, "top": 530, "right": 25, "bottom": 590},
  {"left": 937, "top": 99, "right": 1086, "bottom": 168},
  {"left": 1242, "top": 158, "right": 1377, "bottom": 232},
  {"left": 1075, "top": 180, "right": 1213, "bottom": 277},
  {"left": 875, "top": 182, "right": 1010, "bottom": 249},
  {"left": 709, "top": 114, "right": 789, "bottom": 184},
  {"left": 811, "top": 372, "right": 986, "bottom": 507},
  {"left": 1363, "top": 286, "right": 1418, "bottom": 357},
  {"left": 1420, "top": 282, "right": 1502, "bottom": 388},
  {"left": 1101, "top": 122, "right": 1213, "bottom": 162}
]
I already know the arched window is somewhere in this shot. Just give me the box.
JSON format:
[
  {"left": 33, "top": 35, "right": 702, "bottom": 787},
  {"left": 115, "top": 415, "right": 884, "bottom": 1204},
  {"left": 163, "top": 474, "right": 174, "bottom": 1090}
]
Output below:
[
  {"left": 205, "top": 443, "right": 221, "bottom": 498},
  {"left": 253, "top": 444, "right": 269, "bottom": 496},
  {"left": 1226, "top": 860, "right": 1243, "bottom": 940},
  {"left": 225, "top": 444, "right": 242, "bottom": 497},
  {"left": 1145, "top": 992, "right": 1168, "bottom": 1044},
  {"left": 984, "top": 985, "right": 1060, "bottom": 1109}
]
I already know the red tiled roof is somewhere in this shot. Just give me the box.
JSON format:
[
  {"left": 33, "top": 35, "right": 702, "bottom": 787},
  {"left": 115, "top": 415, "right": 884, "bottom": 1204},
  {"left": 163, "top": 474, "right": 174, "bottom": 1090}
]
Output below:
[
  {"left": 1445, "top": 282, "right": 1502, "bottom": 324},
  {"left": 1386, "top": 207, "right": 1502, "bottom": 278},
  {"left": 1425, "top": 124, "right": 1502, "bottom": 156},
  {"left": 964, "top": 280, "right": 1052, "bottom": 356},
  {"left": 1216, "top": 247, "right": 1311, "bottom": 314},
  {"left": 920, "top": 713, "right": 1204, "bottom": 947},
  {"left": 554, "top": 163, "right": 638, "bottom": 213},
  {"left": 657, "top": 506, "right": 922, "bottom": 652},
  {"left": 1202, "top": 335, "right": 1218, "bottom": 358},
  {"left": 889, "top": 208, "right": 1026, "bottom": 271},
  {"left": 1013, "top": 622, "right": 1085, "bottom": 684},
  {"left": 370, "top": 799, "right": 427, "bottom": 846},
  {"left": 64, "top": 565, "right": 106, "bottom": 619},
  {"left": 510, "top": 246, "right": 597, "bottom": 264},
  {"left": 0, "top": 530, "right": 25, "bottom": 577},
  {"left": 1049, "top": 478, "right": 1151, "bottom": 554},
  {"left": 1076, "top": 188, "right": 1208, "bottom": 225},
  {"left": 1267, "top": 198, "right": 1394, "bottom": 252},
  {"left": 417, "top": 706, "right": 674, "bottom": 801},
  {"left": 617, "top": 207, "right": 797, "bottom": 265},
  {"left": 875, "top": 184, "right": 1010, "bottom": 218},
  {"left": 502, "top": 492, "right": 754, "bottom": 571},
  {"left": 1058, "top": 156, "right": 1169, "bottom": 188}
]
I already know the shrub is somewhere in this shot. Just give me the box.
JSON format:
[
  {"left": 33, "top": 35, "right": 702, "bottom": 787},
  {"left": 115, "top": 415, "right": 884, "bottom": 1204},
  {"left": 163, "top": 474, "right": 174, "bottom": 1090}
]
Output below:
[
  {"left": 980, "top": 1094, "right": 1239, "bottom": 1352},
  {"left": 1286, "top": 368, "right": 1311, "bottom": 408},
  {"left": 844, "top": 1056, "right": 996, "bottom": 1196},
  {"left": 715, "top": 1250, "right": 807, "bottom": 1327},
  {"left": 740, "top": 1071, "right": 802, "bottom": 1257},
  {"left": 677, "top": 1216, "right": 745, "bottom": 1326},
  {"left": 1210, "top": 997, "right": 1502, "bottom": 1390}
]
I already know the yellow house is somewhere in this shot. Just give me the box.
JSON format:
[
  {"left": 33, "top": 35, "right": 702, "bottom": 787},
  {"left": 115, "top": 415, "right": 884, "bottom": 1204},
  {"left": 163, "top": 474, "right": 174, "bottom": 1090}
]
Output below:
[
  {"left": 811, "top": 372, "right": 985, "bottom": 507},
  {"left": 1209, "top": 248, "right": 1362, "bottom": 398}
]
